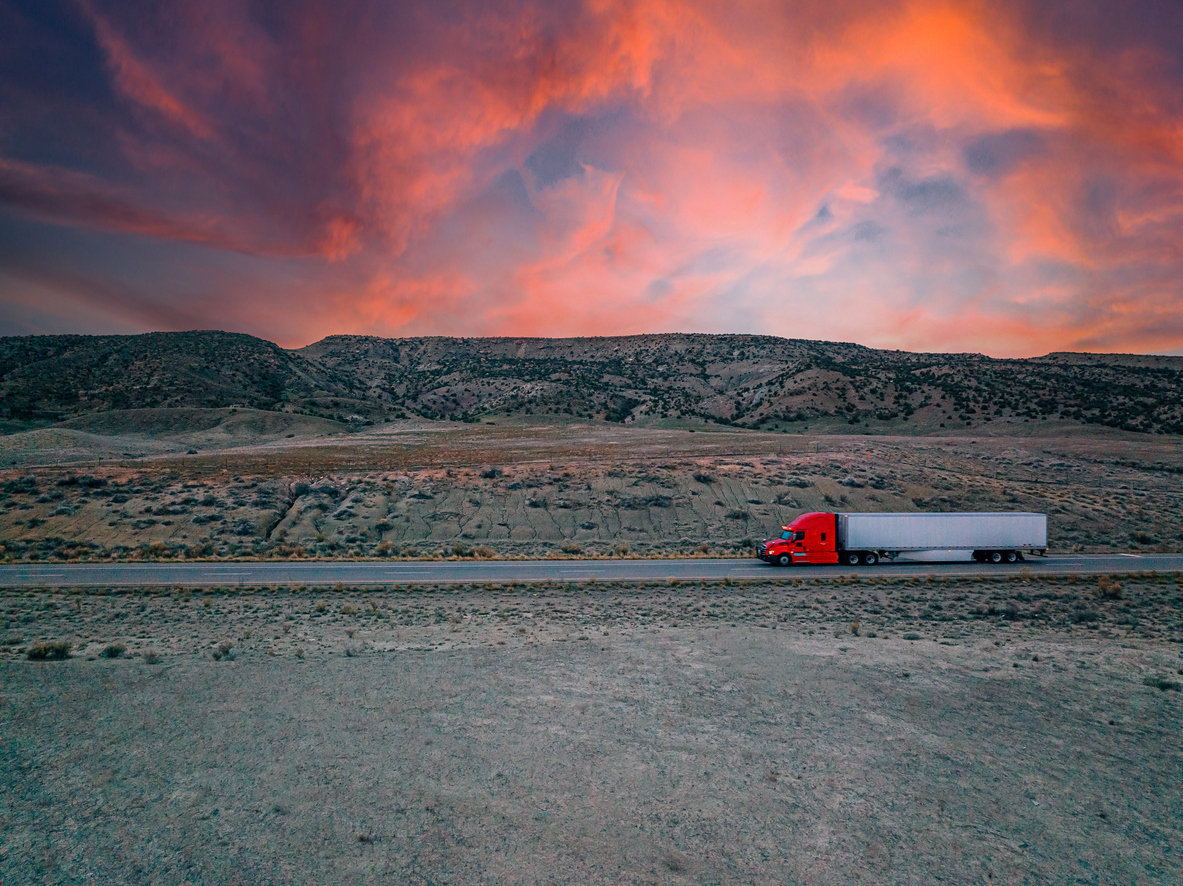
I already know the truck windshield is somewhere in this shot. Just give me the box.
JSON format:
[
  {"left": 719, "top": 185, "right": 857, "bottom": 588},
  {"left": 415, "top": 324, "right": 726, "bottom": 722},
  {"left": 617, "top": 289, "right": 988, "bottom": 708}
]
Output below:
[
  {"left": 780, "top": 531, "right": 792, "bottom": 540},
  {"left": 781, "top": 530, "right": 805, "bottom": 541}
]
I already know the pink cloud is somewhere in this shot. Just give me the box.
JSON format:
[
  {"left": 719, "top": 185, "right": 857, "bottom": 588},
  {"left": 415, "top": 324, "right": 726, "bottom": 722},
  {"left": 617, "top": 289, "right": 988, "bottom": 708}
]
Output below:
[{"left": 1, "top": 0, "right": 1182, "bottom": 355}]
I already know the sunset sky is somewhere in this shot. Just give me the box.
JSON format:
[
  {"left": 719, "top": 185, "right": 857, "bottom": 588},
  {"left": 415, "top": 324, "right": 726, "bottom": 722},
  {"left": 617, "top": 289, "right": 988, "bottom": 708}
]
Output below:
[{"left": 2, "top": 0, "right": 1181, "bottom": 356}]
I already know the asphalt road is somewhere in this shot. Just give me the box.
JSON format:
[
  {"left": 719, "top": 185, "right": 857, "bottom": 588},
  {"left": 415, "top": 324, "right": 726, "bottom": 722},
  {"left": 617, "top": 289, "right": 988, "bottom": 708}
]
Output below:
[{"left": 0, "top": 553, "right": 1179, "bottom": 588}]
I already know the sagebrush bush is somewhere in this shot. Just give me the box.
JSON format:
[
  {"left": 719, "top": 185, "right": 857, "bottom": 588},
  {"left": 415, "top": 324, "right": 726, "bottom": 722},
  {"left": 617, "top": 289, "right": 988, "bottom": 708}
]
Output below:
[
  {"left": 1098, "top": 575, "right": 1122, "bottom": 599},
  {"left": 27, "top": 641, "right": 71, "bottom": 661},
  {"left": 101, "top": 643, "right": 126, "bottom": 658}
]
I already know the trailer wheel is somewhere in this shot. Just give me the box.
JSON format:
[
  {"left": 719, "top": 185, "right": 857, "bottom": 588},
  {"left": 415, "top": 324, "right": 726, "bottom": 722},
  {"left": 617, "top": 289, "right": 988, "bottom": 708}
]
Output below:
[
  {"left": 845, "top": 551, "right": 862, "bottom": 566},
  {"left": 988, "top": 551, "right": 1003, "bottom": 564},
  {"left": 1004, "top": 550, "right": 1018, "bottom": 563},
  {"left": 776, "top": 554, "right": 791, "bottom": 567},
  {"left": 864, "top": 552, "right": 878, "bottom": 566}
]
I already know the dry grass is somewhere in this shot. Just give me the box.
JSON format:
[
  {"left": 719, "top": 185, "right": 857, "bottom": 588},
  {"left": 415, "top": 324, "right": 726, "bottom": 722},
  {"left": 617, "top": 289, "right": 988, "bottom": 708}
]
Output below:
[
  {"left": 1, "top": 423, "right": 1179, "bottom": 564},
  {"left": 2, "top": 571, "right": 1180, "bottom": 884}
]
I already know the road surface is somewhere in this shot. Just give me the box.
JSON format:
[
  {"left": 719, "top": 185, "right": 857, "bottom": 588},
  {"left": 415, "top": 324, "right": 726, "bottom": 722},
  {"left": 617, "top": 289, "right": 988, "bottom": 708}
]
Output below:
[{"left": 0, "top": 553, "right": 1179, "bottom": 588}]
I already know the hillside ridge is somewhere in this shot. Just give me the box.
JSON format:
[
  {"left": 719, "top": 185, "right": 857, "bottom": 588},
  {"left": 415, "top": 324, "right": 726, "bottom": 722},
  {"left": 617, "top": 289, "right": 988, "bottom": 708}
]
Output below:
[{"left": 1, "top": 331, "right": 1180, "bottom": 435}]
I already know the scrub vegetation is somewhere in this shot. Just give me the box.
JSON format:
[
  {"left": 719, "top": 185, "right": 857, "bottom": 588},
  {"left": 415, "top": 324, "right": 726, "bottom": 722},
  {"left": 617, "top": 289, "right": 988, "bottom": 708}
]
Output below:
[
  {"left": 2, "top": 331, "right": 1181, "bottom": 433},
  {"left": 0, "top": 432, "right": 1179, "bottom": 561},
  {"left": 2, "top": 574, "right": 1181, "bottom": 883}
]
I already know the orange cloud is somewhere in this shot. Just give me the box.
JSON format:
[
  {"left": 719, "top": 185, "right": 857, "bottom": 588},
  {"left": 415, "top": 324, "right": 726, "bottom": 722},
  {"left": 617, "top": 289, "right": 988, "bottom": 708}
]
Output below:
[{"left": 2, "top": 0, "right": 1182, "bottom": 355}]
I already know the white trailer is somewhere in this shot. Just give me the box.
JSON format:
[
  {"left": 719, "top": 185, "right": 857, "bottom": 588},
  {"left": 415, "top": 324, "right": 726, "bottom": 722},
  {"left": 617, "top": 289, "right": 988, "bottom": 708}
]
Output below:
[{"left": 838, "top": 511, "right": 1047, "bottom": 564}]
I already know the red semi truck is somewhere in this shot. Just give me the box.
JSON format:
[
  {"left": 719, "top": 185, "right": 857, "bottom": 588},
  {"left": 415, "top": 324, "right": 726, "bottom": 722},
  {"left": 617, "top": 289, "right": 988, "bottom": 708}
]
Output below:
[{"left": 758, "top": 511, "right": 1048, "bottom": 566}]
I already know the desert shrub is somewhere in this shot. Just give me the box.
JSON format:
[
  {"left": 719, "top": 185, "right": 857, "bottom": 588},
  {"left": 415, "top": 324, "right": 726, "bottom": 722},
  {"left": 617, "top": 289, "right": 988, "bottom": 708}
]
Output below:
[
  {"left": 6, "top": 477, "right": 39, "bottom": 496},
  {"left": 142, "top": 649, "right": 161, "bottom": 664},
  {"left": 211, "top": 641, "right": 233, "bottom": 661},
  {"left": 561, "top": 542, "right": 582, "bottom": 554},
  {"left": 1142, "top": 675, "right": 1182, "bottom": 691},
  {"left": 1098, "top": 576, "right": 1122, "bottom": 599},
  {"left": 726, "top": 509, "right": 749, "bottom": 520},
  {"left": 26, "top": 641, "right": 71, "bottom": 660},
  {"left": 474, "top": 546, "right": 495, "bottom": 558},
  {"left": 480, "top": 468, "right": 502, "bottom": 479},
  {"left": 101, "top": 643, "right": 127, "bottom": 658},
  {"left": 693, "top": 472, "right": 715, "bottom": 484}
]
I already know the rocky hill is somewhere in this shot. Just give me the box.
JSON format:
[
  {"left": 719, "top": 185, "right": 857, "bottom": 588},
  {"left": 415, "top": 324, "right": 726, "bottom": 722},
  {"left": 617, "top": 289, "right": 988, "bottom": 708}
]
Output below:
[{"left": 1, "top": 331, "right": 1181, "bottom": 435}]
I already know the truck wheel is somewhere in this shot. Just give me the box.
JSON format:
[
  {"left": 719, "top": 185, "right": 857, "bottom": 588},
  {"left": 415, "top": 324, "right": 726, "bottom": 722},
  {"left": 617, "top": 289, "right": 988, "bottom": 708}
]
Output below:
[
  {"left": 1004, "top": 551, "right": 1018, "bottom": 563},
  {"left": 988, "top": 551, "right": 1003, "bottom": 564},
  {"left": 845, "top": 551, "right": 862, "bottom": 566},
  {"left": 776, "top": 554, "right": 791, "bottom": 567},
  {"left": 864, "top": 552, "right": 879, "bottom": 565}
]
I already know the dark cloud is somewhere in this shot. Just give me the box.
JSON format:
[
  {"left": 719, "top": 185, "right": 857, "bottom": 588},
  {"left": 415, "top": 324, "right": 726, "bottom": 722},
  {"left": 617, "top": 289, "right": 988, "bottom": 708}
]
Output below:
[
  {"left": 880, "top": 168, "right": 966, "bottom": 215},
  {"left": 963, "top": 129, "right": 1045, "bottom": 177},
  {"left": 0, "top": 0, "right": 1181, "bottom": 355}
]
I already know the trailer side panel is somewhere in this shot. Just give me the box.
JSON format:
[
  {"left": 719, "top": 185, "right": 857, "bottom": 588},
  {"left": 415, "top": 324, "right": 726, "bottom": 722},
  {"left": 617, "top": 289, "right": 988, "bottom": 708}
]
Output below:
[{"left": 839, "top": 512, "right": 1047, "bottom": 551}]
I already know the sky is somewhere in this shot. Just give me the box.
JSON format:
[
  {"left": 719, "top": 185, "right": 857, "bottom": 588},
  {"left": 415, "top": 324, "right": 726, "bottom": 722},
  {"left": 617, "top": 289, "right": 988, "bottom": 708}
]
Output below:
[{"left": 1, "top": 0, "right": 1182, "bottom": 357}]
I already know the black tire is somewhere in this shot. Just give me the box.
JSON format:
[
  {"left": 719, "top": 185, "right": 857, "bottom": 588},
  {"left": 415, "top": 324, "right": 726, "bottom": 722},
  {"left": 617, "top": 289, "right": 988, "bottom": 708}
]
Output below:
[
  {"left": 864, "top": 552, "right": 879, "bottom": 566},
  {"left": 845, "top": 551, "right": 862, "bottom": 566},
  {"left": 1004, "top": 550, "right": 1018, "bottom": 563},
  {"left": 988, "top": 551, "right": 1003, "bottom": 564},
  {"left": 776, "top": 554, "right": 791, "bottom": 567}
]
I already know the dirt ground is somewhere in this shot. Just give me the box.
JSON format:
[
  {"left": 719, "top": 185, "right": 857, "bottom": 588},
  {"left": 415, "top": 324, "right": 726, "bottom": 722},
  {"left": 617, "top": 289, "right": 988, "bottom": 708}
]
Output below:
[
  {"left": 2, "top": 421, "right": 1181, "bottom": 563},
  {"left": 3, "top": 574, "right": 1181, "bottom": 884}
]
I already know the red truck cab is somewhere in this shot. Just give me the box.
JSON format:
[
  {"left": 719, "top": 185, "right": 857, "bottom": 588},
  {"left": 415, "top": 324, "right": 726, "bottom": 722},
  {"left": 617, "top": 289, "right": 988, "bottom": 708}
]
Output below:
[{"left": 757, "top": 512, "right": 839, "bottom": 566}]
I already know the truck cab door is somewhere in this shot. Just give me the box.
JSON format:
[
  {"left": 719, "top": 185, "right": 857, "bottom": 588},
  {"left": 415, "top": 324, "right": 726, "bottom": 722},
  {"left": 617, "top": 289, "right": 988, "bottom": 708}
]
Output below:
[{"left": 789, "top": 530, "right": 809, "bottom": 563}]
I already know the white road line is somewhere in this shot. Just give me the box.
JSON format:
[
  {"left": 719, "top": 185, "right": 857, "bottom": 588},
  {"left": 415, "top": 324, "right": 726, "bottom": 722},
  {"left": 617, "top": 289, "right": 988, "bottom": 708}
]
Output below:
[{"left": 1117, "top": 554, "right": 1143, "bottom": 558}]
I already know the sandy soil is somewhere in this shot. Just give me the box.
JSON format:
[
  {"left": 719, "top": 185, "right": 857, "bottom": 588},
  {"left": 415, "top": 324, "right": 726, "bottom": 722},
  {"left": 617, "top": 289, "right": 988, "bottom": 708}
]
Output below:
[{"left": 3, "top": 574, "right": 1181, "bottom": 884}]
